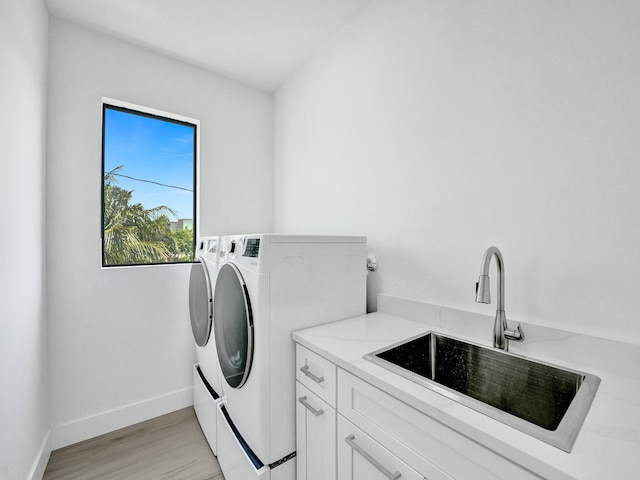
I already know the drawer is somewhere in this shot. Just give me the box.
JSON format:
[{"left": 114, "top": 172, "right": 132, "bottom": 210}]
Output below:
[
  {"left": 296, "top": 344, "right": 337, "bottom": 407},
  {"left": 338, "top": 369, "right": 542, "bottom": 480},
  {"left": 193, "top": 364, "right": 219, "bottom": 455},
  {"left": 338, "top": 415, "right": 424, "bottom": 480}
]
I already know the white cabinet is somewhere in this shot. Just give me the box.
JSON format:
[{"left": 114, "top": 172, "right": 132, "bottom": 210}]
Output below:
[
  {"left": 295, "top": 344, "right": 542, "bottom": 480},
  {"left": 296, "top": 344, "right": 338, "bottom": 480},
  {"left": 337, "top": 416, "right": 424, "bottom": 480},
  {"left": 296, "top": 382, "right": 337, "bottom": 480}
]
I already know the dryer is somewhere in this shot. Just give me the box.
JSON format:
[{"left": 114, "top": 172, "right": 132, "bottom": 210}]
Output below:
[
  {"left": 189, "top": 236, "right": 224, "bottom": 455},
  {"left": 213, "top": 234, "right": 367, "bottom": 480}
]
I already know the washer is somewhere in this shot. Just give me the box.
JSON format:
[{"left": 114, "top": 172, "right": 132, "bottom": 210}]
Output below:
[
  {"left": 213, "top": 234, "right": 367, "bottom": 480},
  {"left": 189, "top": 236, "right": 224, "bottom": 455}
]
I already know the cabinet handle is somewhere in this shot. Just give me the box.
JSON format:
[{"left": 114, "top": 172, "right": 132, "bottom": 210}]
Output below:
[
  {"left": 345, "top": 434, "right": 402, "bottom": 480},
  {"left": 298, "top": 396, "right": 324, "bottom": 417},
  {"left": 300, "top": 365, "right": 324, "bottom": 384}
]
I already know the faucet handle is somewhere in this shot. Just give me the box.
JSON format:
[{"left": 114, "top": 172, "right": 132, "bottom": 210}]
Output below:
[{"left": 504, "top": 323, "right": 525, "bottom": 342}]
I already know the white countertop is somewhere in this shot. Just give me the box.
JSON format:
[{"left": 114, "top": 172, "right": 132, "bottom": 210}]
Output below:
[{"left": 292, "top": 301, "right": 640, "bottom": 480}]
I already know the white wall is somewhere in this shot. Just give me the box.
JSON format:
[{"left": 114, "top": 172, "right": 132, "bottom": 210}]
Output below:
[
  {"left": 0, "top": 0, "right": 50, "bottom": 478},
  {"left": 275, "top": 0, "right": 640, "bottom": 344},
  {"left": 46, "top": 18, "right": 273, "bottom": 445}
]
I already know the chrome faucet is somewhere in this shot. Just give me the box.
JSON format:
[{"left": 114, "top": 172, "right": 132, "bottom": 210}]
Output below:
[{"left": 475, "top": 246, "right": 524, "bottom": 351}]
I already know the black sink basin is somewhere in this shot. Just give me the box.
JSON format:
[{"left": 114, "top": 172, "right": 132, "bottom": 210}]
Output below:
[{"left": 365, "top": 332, "right": 600, "bottom": 451}]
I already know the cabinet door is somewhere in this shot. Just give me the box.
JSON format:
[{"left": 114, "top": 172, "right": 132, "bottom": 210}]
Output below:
[
  {"left": 297, "top": 382, "right": 337, "bottom": 480},
  {"left": 337, "top": 416, "right": 424, "bottom": 480}
]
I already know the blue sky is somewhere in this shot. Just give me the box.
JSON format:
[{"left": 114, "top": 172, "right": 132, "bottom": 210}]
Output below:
[{"left": 103, "top": 107, "right": 195, "bottom": 220}]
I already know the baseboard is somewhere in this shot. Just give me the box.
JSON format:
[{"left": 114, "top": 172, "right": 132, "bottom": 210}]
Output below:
[
  {"left": 27, "top": 430, "right": 52, "bottom": 480},
  {"left": 49, "top": 387, "right": 193, "bottom": 451}
]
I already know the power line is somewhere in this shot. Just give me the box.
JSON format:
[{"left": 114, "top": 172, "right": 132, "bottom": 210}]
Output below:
[{"left": 113, "top": 173, "right": 193, "bottom": 192}]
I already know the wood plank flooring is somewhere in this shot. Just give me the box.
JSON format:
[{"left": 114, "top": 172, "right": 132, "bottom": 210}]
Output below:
[{"left": 43, "top": 407, "right": 224, "bottom": 480}]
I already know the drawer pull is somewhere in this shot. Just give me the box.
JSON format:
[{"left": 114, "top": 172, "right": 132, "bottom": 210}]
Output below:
[
  {"left": 345, "top": 434, "right": 402, "bottom": 480},
  {"left": 298, "top": 396, "right": 324, "bottom": 417},
  {"left": 300, "top": 365, "right": 324, "bottom": 384}
]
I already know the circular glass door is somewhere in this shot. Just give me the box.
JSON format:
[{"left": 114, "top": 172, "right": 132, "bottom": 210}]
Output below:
[
  {"left": 189, "top": 258, "right": 213, "bottom": 347},
  {"left": 214, "top": 263, "right": 254, "bottom": 388}
]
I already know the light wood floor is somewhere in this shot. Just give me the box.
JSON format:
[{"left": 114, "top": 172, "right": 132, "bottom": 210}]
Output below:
[{"left": 43, "top": 407, "right": 224, "bottom": 480}]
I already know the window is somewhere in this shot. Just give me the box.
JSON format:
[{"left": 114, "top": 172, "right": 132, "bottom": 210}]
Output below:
[{"left": 101, "top": 99, "right": 198, "bottom": 267}]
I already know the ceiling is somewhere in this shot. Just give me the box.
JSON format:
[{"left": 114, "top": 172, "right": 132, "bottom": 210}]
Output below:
[{"left": 44, "top": 0, "right": 373, "bottom": 91}]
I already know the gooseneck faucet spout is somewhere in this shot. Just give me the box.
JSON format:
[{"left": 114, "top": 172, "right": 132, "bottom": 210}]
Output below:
[{"left": 475, "top": 246, "right": 524, "bottom": 351}]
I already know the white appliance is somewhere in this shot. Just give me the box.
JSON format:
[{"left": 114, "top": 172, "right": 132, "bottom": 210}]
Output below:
[
  {"left": 189, "top": 236, "right": 225, "bottom": 455},
  {"left": 213, "top": 234, "right": 367, "bottom": 480}
]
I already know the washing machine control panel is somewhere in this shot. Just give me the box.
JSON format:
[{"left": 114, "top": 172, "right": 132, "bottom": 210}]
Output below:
[{"left": 242, "top": 238, "right": 260, "bottom": 258}]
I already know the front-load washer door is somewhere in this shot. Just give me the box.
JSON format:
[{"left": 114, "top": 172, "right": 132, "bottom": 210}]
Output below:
[
  {"left": 214, "top": 263, "right": 254, "bottom": 389},
  {"left": 189, "top": 258, "right": 213, "bottom": 347}
]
